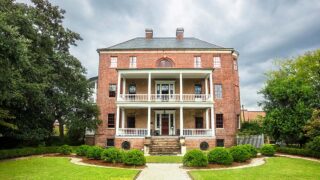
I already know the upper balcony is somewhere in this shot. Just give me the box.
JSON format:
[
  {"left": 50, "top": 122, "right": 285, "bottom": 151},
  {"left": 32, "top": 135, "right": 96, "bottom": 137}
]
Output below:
[{"left": 116, "top": 68, "right": 214, "bottom": 105}]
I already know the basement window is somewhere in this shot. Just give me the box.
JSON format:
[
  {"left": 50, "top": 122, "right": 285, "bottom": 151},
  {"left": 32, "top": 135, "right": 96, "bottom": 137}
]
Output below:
[{"left": 106, "top": 139, "right": 115, "bottom": 147}]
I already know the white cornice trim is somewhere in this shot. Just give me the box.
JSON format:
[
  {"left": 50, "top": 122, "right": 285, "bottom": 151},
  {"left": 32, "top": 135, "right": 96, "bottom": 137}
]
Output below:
[{"left": 100, "top": 50, "right": 233, "bottom": 54}]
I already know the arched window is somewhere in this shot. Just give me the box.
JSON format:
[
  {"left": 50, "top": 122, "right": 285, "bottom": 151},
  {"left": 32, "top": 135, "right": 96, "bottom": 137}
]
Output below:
[{"left": 157, "top": 58, "right": 174, "bottom": 68}]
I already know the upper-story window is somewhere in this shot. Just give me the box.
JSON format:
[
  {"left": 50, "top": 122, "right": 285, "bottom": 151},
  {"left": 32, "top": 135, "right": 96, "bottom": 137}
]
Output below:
[
  {"left": 110, "top": 57, "right": 117, "bottom": 68},
  {"left": 213, "top": 56, "right": 221, "bottom": 68},
  {"left": 233, "top": 60, "right": 238, "bottom": 70},
  {"left": 194, "top": 56, "right": 201, "bottom": 68},
  {"left": 129, "top": 56, "right": 137, "bottom": 68},
  {"left": 109, "top": 84, "right": 116, "bottom": 97},
  {"left": 214, "top": 84, "right": 222, "bottom": 99},
  {"left": 158, "top": 59, "right": 173, "bottom": 67}
]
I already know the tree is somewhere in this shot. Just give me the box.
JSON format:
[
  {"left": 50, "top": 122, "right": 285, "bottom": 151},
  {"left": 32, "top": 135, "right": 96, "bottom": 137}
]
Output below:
[
  {"left": 259, "top": 50, "right": 320, "bottom": 145},
  {"left": 304, "top": 109, "right": 320, "bottom": 139}
]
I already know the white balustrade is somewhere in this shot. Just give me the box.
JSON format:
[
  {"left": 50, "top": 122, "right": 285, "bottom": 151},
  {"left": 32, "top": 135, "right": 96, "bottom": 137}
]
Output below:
[
  {"left": 118, "top": 128, "right": 148, "bottom": 136},
  {"left": 119, "top": 94, "right": 210, "bottom": 102},
  {"left": 183, "top": 129, "right": 212, "bottom": 136}
]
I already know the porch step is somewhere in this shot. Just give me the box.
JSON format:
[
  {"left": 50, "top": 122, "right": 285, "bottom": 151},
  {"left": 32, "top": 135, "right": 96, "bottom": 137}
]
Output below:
[{"left": 149, "top": 137, "right": 181, "bottom": 155}]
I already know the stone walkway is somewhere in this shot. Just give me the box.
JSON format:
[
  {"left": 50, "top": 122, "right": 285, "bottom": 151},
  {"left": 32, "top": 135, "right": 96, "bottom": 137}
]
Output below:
[
  {"left": 137, "top": 163, "right": 190, "bottom": 180},
  {"left": 276, "top": 153, "right": 320, "bottom": 163}
]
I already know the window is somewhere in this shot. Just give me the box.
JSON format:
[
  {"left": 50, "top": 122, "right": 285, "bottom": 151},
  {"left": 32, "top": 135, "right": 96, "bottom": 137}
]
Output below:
[
  {"left": 107, "top": 114, "right": 115, "bottom": 128},
  {"left": 109, "top": 84, "right": 116, "bottom": 97},
  {"left": 194, "top": 84, "right": 202, "bottom": 94},
  {"left": 106, "top": 139, "right": 115, "bottom": 147},
  {"left": 195, "top": 117, "right": 203, "bottom": 129},
  {"left": 233, "top": 60, "right": 238, "bottom": 70},
  {"left": 158, "top": 59, "right": 173, "bottom": 67},
  {"left": 216, "top": 139, "right": 224, "bottom": 147},
  {"left": 156, "top": 114, "right": 160, "bottom": 129},
  {"left": 129, "top": 56, "right": 137, "bottom": 68},
  {"left": 213, "top": 56, "right": 221, "bottom": 68},
  {"left": 216, "top": 114, "right": 223, "bottom": 128},
  {"left": 237, "top": 114, "right": 241, "bottom": 129},
  {"left": 127, "top": 116, "right": 135, "bottom": 128},
  {"left": 214, "top": 84, "right": 222, "bottom": 99},
  {"left": 194, "top": 56, "right": 201, "bottom": 68},
  {"left": 110, "top": 57, "right": 117, "bottom": 68}
]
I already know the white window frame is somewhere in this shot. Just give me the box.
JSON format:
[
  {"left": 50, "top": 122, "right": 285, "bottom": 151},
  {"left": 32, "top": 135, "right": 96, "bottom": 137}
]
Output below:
[
  {"left": 213, "top": 56, "right": 221, "bottom": 68},
  {"left": 233, "top": 60, "right": 238, "bottom": 70},
  {"left": 214, "top": 84, "right": 222, "bottom": 99},
  {"left": 194, "top": 56, "right": 201, "bottom": 68},
  {"left": 154, "top": 110, "right": 176, "bottom": 135},
  {"left": 129, "top": 56, "right": 137, "bottom": 68},
  {"left": 110, "top": 57, "right": 117, "bottom": 68}
]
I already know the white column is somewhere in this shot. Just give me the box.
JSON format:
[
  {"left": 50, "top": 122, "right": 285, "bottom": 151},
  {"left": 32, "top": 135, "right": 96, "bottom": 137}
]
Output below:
[
  {"left": 205, "top": 108, "right": 209, "bottom": 129},
  {"left": 121, "top": 108, "right": 125, "bottom": 128},
  {"left": 117, "top": 73, "right": 121, "bottom": 100},
  {"left": 211, "top": 105, "right": 215, "bottom": 136},
  {"left": 122, "top": 78, "right": 126, "bottom": 96},
  {"left": 180, "top": 73, "right": 183, "bottom": 101},
  {"left": 205, "top": 77, "right": 208, "bottom": 97},
  {"left": 147, "top": 106, "right": 151, "bottom": 136},
  {"left": 180, "top": 106, "right": 183, "bottom": 136},
  {"left": 116, "top": 106, "right": 120, "bottom": 136},
  {"left": 148, "top": 73, "right": 151, "bottom": 101},
  {"left": 209, "top": 72, "right": 213, "bottom": 101}
]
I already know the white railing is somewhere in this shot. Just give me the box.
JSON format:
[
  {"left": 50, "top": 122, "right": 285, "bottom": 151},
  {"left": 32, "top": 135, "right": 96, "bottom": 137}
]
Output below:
[
  {"left": 118, "top": 128, "right": 148, "bottom": 136},
  {"left": 119, "top": 94, "right": 211, "bottom": 102},
  {"left": 183, "top": 129, "right": 212, "bottom": 136}
]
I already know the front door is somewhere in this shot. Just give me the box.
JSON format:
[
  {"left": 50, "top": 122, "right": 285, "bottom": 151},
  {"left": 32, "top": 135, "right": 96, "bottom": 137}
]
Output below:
[{"left": 161, "top": 114, "right": 169, "bottom": 135}]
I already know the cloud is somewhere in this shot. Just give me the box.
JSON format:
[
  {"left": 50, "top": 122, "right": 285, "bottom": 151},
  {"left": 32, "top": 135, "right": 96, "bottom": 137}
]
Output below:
[{"left": 15, "top": 0, "right": 320, "bottom": 110}]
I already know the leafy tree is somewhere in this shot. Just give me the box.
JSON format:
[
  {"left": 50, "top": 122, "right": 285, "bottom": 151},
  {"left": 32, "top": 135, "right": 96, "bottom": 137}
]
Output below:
[
  {"left": 304, "top": 109, "right": 320, "bottom": 139},
  {"left": 259, "top": 50, "right": 320, "bottom": 145},
  {"left": 238, "top": 121, "right": 263, "bottom": 135}
]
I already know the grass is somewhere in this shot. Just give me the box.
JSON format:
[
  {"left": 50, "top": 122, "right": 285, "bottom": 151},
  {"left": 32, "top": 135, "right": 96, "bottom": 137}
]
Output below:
[
  {"left": 146, "top": 155, "right": 183, "bottom": 163},
  {"left": 0, "top": 157, "right": 139, "bottom": 180},
  {"left": 189, "top": 157, "right": 320, "bottom": 180}
]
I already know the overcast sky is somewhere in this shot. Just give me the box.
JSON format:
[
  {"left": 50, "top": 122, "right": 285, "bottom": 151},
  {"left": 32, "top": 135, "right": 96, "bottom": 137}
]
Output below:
[{"left": 18, "top": 0, "right": 320, "bottom": 110}]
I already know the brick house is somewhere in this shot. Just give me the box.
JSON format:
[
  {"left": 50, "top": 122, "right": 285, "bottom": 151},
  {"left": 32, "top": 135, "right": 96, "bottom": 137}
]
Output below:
[{"left": 93, "top": 28, "right": 240, "bottom": 154}]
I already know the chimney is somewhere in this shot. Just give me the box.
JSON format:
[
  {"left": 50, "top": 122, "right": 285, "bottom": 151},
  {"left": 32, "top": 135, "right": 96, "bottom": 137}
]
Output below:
[
  {"left": 145, "top": 28, "right": 153, "bottom": 39},
  {"left": 176, "top": 27, "right": 184, "bottom": 40}
]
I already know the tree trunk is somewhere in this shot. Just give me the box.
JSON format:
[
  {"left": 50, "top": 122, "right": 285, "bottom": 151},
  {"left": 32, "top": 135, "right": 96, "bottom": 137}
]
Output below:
[{"left": 58, "top": 119, "right": 64, "bottom": 140}]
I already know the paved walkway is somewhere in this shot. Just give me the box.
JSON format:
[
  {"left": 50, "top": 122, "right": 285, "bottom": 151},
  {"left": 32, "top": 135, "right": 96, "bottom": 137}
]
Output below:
[
  {"left": 276, "top": 153, "right": 320, "bottom": 163},
  {"left": 137, "top": 163, "right": 190, "bottom": 180}
]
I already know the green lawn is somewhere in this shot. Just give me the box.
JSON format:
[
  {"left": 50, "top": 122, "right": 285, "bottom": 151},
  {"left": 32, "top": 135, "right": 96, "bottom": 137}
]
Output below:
[
  {"left": 146, "top": 155, "right": 183, "bottom": 163},
  {"left": 189, "top": 157, "right": 320, "bottom": 180},
  {"left": 0, "top": 157, "right": 139, "bottom": 180}
]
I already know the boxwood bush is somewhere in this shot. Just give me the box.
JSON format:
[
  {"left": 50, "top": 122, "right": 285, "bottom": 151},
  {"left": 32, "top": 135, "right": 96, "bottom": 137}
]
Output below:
[
  {"left": 183, "top": 149, "right": 208, "bottom": 167},
  {"left": 261, "top": 144, "right": 276, "bottom": 156},
  {"left": 306, "top": 136, "right": 320, "bottom": 152},
  {"left": 123, "top": 149, "right": 145, "bottom": 166},
  {"left": 242, "top": 144, "right": 258, "bottom": 158},
  {"left": 86, "top": 146, "right": 103, "bottom": 160},
  {"left": 101, "top": 147, "right": 123, "bottom": 164},
  {"left": 207, "top": 147, "right": 233, "bottom": 165},
  {"left": 76, "top": 145, "right": 90, "bottom": 156},
  {"left": 0, "top": 146, "right": 60, "bottom": 160},
  {"left": 229, "top": 145, "right": 251, "bottom": 162},
  {"left": 59, "top": 145, "right": 72, "bottom": 155},
  {"left": 276, "top": 147, "right": 320, "bottom": 158}
]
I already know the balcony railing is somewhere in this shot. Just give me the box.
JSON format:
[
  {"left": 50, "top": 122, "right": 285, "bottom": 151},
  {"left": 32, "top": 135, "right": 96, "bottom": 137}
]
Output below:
[
  {"left": 183, "top": 129, "right": 212, "bottom": 136},
  {"left": 118, "top": 128, "right": 148, "bottom": 136},
  {"left": 118, "top": 94, "right": 211, "bottom": 102}
]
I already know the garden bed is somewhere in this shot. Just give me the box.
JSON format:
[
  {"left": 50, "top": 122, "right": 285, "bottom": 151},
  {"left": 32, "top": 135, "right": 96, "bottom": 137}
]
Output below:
[{"left": 183, "top": 159, "right": 252, "bottom": 169}]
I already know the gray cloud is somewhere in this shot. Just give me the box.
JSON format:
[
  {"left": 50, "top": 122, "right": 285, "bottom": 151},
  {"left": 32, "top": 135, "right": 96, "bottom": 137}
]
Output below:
[{"left": 17, "top": 0, "right": 320, "bottom": 110}]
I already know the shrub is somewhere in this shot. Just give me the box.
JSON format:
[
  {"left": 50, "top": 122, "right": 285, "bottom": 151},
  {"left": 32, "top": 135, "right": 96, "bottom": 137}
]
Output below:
[
  {"left": 76, "top": 145, "right": 90, "bottom": 156},
  {"left": 58, "top": 145, "right": 72, "bottom": 155},
  {"left": 183, "top": 149, "right": 208, "bottom": 167},
  {"left": 242, "top": 144, "right": 258, "bottom": 158},
  {"left": 101, "top": 148, "right": 123, "bottom": 164},
  {"left": 123, "top": 149, "right": 145, "bottom": 166},
  {"left": 306, "top": 136, "right": 320, "bottom": 152},
  {"left": 207, "top": 147, "right": 233, "bottom": 165},
  {"left": 86, "top": 146, "right": 103, "bottom": 160},
  {"left": 229, "top": 146, "right": 251, "bottom": 162},
  {"left": 261, "top": 144, "right": 275, "bottom": 156},
  {"left": 0, "top": 146, "right": 60, "bottom": 160},
  {"left": 276, "top": 147, "right": 320, "bottom": 158}
]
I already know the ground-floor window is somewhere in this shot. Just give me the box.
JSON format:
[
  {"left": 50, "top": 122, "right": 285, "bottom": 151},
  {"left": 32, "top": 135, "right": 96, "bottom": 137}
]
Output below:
[
  {"left": 106, "top": 139, "right": 115, "bottom": 147},
  {"left": 107, "top": 114, "right": 115, "bottom": 128},
  {"left": 216, "top": 114, "right": 224, "bottom": 128},
  {"left": 195, "top": 117, "right": 203, "bottom": 128},
  {"left": 127, "top": 116, "right": 135, "bottom": 128},
  {"left": 216, "top": 139, "right": 224, "bottom": 147}
]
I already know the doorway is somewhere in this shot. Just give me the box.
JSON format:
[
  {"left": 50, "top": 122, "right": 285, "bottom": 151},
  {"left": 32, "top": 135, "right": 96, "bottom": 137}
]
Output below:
[{"left": 155, "top": 110, "right": 176, "bottom": 135}]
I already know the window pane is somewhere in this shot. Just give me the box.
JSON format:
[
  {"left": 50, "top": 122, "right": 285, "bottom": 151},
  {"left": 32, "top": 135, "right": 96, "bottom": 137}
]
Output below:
[
  {"left": 213, "top": 57, "right": 221, "bottom": 68},
  {"left": 109, "top": 84, "right": 116, "bottom": 97},
  {"left": 156, "top": 114, "right": 160, "bottom": 128},
  {"left": 214, "top": 84, "right": 222, "bottom": 99},
  {"left": 108, "top": 114, "right": 115, "bottom": 128},
  {"left": 110, "top": 57, "right": 117, "bottom": 68},
  {"left": 216, "top": 114, "right": 223, "bottom": 128},
  {"left": 195, "top": 84, "right": 202, "bottom": 94}
]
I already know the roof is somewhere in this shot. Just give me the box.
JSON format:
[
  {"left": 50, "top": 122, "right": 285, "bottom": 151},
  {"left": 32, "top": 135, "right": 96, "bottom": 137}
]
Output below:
[
  {"left": 97, "top": 37, "right": 234, "bottom": 52},
  {"left": 88, "top": 76, "right": 98, "bottom": 81}
]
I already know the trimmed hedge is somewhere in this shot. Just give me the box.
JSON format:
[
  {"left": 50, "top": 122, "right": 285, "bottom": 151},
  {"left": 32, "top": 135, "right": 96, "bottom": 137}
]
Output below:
[
  {"left": 76, "top": 145, "right": 90, "bottom": 156},
  {"left": 0, "top": 146, "right": 60, "bottom": 160},
  {"left": 183, "top": 149, "right": 208, "bottom": 167},
  {"left": 86, "top": 146, "right": 103, "bottom": 160},
  {"left": 207, "top": 147, "right": 233, "bottom": 165},
  {"left": 242, "top": 144, "right": 258, "bottom": 158},
  {"left": 101, "top": 147, "right": 123, "bottom": 164},
  {"left": 59, "top": 145, "right": 72, "bottom": 155},
  {"left": 277, "top": 147, "right": 320, "bottom": 159},
  {"left": 123, "top": 149, "right": 146, "bottom": 166},
  {"left": 229, "top": 146, "right": 251, "bottom": 162},
  {"left": 261, "top": 144, "right": 275, "bottom": 156}
]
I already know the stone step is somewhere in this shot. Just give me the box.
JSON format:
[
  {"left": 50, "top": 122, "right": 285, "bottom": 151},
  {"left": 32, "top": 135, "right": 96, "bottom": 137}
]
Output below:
[
  {"left": 149, "top": 152, "right": 180, "bottom": 155},
  {"left": 150, "top": 145, "right": 180, "bottom": 148}
]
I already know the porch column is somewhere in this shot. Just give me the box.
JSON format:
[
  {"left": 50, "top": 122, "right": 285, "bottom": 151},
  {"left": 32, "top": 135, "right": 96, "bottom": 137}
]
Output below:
[
  {"left": 180, "top": 73, "right": 183, "bottom": 101},
  {"left": 148, "top": 73, "right": 151, "bottom": 101},
  {"left": 210, "top": 105, "right": 215, "bottom": 136},
  {"left": 205, "top": 108, "right": 209, "bottom": 129},
  {"left": 180, "top": 106, "right": 183, "bottom": 136},
  {"left": 121, "top": 108, "right": 125, "bottom": 128},
  {"left": 209, "top": 72, "right": 213, "bottom": 101},
  {"left": 205, "top": 77, "right": 208, "bottom": 97},
  {"left": 116, "top": 106, "right": 120, "bottom": 136},
  {"left": 122, "top": 78, "right": 126, "bottom": 96},
  {"left": 117, "top": 73, "right": 121, "bottom": 101},
  {"left": 147, "top": 106, "right": 151, "bottom": 136}
]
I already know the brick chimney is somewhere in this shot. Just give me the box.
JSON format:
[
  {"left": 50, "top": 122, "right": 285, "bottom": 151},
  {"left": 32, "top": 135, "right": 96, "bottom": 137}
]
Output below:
[
  {"left": 145, "top": 28, "right": 153, "bottom": 39},
  {"left": 176, "top": 28, "right": 184, "bottom": 40}
]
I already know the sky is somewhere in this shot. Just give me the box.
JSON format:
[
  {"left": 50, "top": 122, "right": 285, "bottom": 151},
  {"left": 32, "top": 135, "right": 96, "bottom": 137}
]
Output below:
[{"left": 18, "top": 0, "right": 320, "bottom": 110}]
